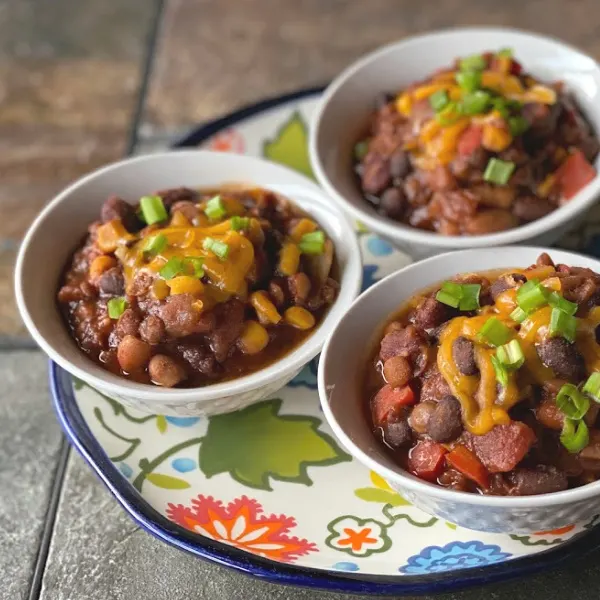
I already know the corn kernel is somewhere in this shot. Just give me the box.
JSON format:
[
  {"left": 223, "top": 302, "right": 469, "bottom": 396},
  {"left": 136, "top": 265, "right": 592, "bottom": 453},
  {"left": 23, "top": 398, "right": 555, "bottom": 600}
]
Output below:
[
  {"left": 166, "top": 275, "right": 204, "bottom": 297},
  {"left": 523, "top": 85, "right": 556, "bottom": 105},
  {"left": 395, "top": 92, "right": 412, "bottom": 116},
  {"left": 96, "top": 220, "right": 134, "bottom": 253},
  {"left": 537, "top": 174, "right": 556, "bottom": 198},
  {"left": 419, "top": 119, "right": 442, "bottom": 144},
  {"left": 250, "top": 291, "right": 281, "bottom": 325},
  {"left": 89, "top": 255, "right": 116, "bottom": 279},
  {"left": 290, "top": 218, "right": 317, "bottom": 242},
  {"left": 481, "top": 123, "right": 513, "bottom": 152},
  {"left": 279, "top": 243, "right": 300, "bottom": 276},
  {"left": 238, "top": 320, "right": 269, "bottom": 355},
  {"left": 412, "top": 83, "right": 451, "bottom": 101},
  {"left": 151, "top": 279, "right": 170, "bottom": 300},
  {"left": 284, "top": 306, "right": 316, "bottom": 330},
  {"left": 170, "top": 211, "right": 192, "bottom": 227},
  {"left": 542, "top": 277, "right": 562, "bottom": 292}
]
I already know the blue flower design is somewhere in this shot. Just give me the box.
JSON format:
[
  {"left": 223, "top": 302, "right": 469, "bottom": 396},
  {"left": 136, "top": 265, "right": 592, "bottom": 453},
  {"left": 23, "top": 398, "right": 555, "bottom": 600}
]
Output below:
[
  {"left": 118, "top": 462, "right": 133, "bottom": 478},
  {"left": 400, "top": 541, "right": 511, "bottom": 574},
  {"left": 165, "top": 416, "right": 201, "bottom": 427},
  {"left": 288, "top": 359, "right": 318, "bottom": 389},
  {"left": 332, "top": 561, "right": 360, "bottom": 572},
  {"left": 366, "top": 235, "right": 394, "bottom": 257},
  {"left": 362, "top": 264, "right": 379, "bottom": 292},
  {"left": 172, "top": 457, "right": 196, "bottom": 473}
]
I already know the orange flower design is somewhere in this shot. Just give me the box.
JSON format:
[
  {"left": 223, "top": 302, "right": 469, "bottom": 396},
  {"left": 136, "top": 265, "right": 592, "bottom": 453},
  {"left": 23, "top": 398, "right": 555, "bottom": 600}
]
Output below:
[
  {"left": 167, "top": 495, "right": 317, "bottom": 562},
  {"left": 338, "top": 527, "right": 378, "bottom": 552},
  {"left": 205, "top": 128, "right": 245, "bottom": 153},
  {"left": 534, "top": 524, "right": 575, "bottom": 536}
]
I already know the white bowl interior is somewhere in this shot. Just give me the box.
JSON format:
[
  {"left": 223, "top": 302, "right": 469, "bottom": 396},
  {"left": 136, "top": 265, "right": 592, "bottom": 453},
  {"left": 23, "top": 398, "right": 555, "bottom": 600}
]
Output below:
[
  {"left": 320, "top": 246, "right": 600, "bottom": 507},
  {"left": 311, "top": 28, "right": 600, "bottom": 249},
  {"left": 16, "top": 151, "right": 361, "bottom": 402}
]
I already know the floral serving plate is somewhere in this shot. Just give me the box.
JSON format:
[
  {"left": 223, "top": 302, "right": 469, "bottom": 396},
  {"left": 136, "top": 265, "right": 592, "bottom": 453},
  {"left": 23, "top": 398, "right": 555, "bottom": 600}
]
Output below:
[{"left": 50, "top": 87, "right": 600, "bottom": 595}]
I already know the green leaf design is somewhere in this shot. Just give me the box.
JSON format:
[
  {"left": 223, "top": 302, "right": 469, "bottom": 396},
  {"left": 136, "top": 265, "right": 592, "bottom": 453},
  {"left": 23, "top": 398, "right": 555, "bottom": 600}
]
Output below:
[
  {"left": 354, "top": 487, "right": 410, "bottom": 506},
  {"left": 445, "top": 521, "right": 458, "bottom": 530},
  {"left": 263, "top": 111, "right": 313, "bottom": 178},
  {"left": 72, "top": 376, "right": 84, "bottom": 390},
  {"left": 199, "top": 399, "right": 351, "bottom": 490},
  {"left": 156, "top": 415, "right": 167, "bottom": 433},
  {"left": 146, "top": 473, "right": 190, "bottom": 490}
]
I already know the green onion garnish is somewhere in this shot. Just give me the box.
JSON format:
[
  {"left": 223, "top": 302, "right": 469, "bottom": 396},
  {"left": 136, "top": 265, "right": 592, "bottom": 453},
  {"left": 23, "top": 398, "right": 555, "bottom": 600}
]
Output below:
[
  {"left": 483, "top": 158, "right": 516, "bottom": 185},
  {"left": 139, "top": 195, "right": 168, "bottom": 225},
  {"left": 479, "top": 317, "right": 512, "bottom": 347},
  {"left": 497, "top": 48, "right": 514, "bottom": 58},
  {"left": 549, "top": 307, "right": 577, "bottom": 343},
  {"left": 159, "top": 257, "right": 185, "bottom": 279},
  {"left": 204, "top": 195, "right": 227, "bottom": 220},
  {"left": 354, "top": 140, "right": 369, "bottom": 160},
  {"left": 560, "top": 418, "right": 589, "bottom": 454},
  {"left": 461, "top": 91, "right": 491, "bottom": 115},
  {"left": 556, "top": 383, "right": 590, "bottom": 420},
  {"left": 583, "top": 373, "right": 600, "bottom": 403},
  {"left": 548, "top": 292, "right": 578, "bottom": 316},
  {"left": 435, "top": 282, "right": 481, "bottom": 311},
  {"left": 459, "top": 54, "right": 486, "bottom": 72},
  {"left": 496, "top": 339, "right": 525, "bottom": 369},
  {"left": 184, "top": 256, "right": 205, "bottom": 278},
  {"left": 510, "top": 307, "right": 528, "bottom": 324},
  {"left": 298, "top": 230, "right": 326, "bottom": 255},
  {"left": 516, "top": 279, "right": 548, "bottom": 314},
  {"left": 107, "top": 297, "right": 128, "bottom": 319},
  {"left": 143, "top": 233, "right": 168, "bottom": 256},
  {"left": 435, "top": 102, "right": 463, "bottom": 126},
  {"left": 491, "top": 97, "right": 510, "bottom": 119},
  {"left": 456, "top": 71, "right": 481, "bottom": 92},
  {"left": 203, "top": 237, "right": 230, "bottom": 260},
  {"left": 430, "top": 90, "right": 449, "bottom": 111},
  {"left": 491, "top": 355, "right": 509, "bottom": 387},
  {"left": 508, "top": 115, "right": 529, "bottom": 137},
  {"left": 230, "top": 216, "right": 250, "bottom": 231}
]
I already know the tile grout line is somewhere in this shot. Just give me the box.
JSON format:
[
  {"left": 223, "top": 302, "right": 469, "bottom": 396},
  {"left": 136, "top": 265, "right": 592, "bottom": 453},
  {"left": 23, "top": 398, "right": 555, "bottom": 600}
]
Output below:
[{"left": 25, "top": 1, "right": 166, "bottom": 598}]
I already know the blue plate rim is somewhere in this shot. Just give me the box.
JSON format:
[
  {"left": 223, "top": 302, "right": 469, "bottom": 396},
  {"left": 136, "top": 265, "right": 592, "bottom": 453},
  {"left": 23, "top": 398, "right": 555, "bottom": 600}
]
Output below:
[{"left": 51, "top": 87, "right": 600, "bottom": 595}]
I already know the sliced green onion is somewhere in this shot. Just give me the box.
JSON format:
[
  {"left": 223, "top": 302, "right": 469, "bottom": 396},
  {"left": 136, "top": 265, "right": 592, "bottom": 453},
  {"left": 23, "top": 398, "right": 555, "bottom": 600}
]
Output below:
[
  {"left": 142, "top": 233, "right": 168, "bottom": 256},
  {"left": 456, "top": 71, "right": 481, "bottom": 92},
  {"left": 510, "top": 307, "right": 528, "bottom": 324},
  {"left": 583, "top": 373, "right": 600, "bottom": 403},
  {"left": 184, "top": 256, "right": 205, "bottom": 278},
  {"left": 556, "top": 383, "right": 590, "bottom": 420},
  {"left": 203, "top": 236, "right": 230, "bottom": 260},
  {"left": 497, "top": 48, "right": 514, "bottom": 58},
  {"left": 435, "top": 102, "right": 462, "bottom": 126},
  {"left": 298, "top": 230, "right": 326, "bottom": 255},
  {"left": 159, "top": 257, "right": 185, "bottom": 279},
  {"left": 548, "top": 292, "right": 578, "bottom": 316},
  {"left": 435, "top": 281, "right": 481, "bottom": 311},
  {"left": 491, "top": 355, "right": 509, "bottom": 387},
  {"left": 460, "top": 54, "right": 486, "bottom": 72},
  {"left": 479, "top": 317, "right": 512, "bottom": 347},
  {"left": 204, "top": 195, "right": 227, "bottom": 220},
  {"left": 354, "top": 140, "right": 369, "bottom": 160},
  {"left": 549, "top": 307, "right": 577, "bottom": 343},
  {"left": 107, "top": 297, "right": 128, "bottom": 320},
  {"left": 483, "top": 158, "right": 516, "bottom": 185},
  {"left": 496, "top": 339, "right": 525, "bottom": 369},
  {"left": 508, "top": 115, "right": 529, "bottom": 137},
  {"left": 560, "top": 418, "right": 589, "bottom": 454},
  {"left": 139, "top": 195, "right": 168, "bottom": 225},
  {"left": 461, "top": 90, "right": 491, "bottom": 115},
  {"left": 491, "top": 97, "right": 510, "bottom": 119},
  {"left": 429, "top": 89, "right": 449, "bottom": 111},
  {"left": 230, "top": 216, "right": 250, "bottom": 231},
  {"left": 516, "top": 279, "right": 548, "bottom": 314}
]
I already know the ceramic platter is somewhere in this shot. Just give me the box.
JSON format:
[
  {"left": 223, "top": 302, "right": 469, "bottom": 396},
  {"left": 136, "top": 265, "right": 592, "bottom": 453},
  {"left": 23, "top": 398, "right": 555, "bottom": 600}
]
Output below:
[{"left": 50, "top": 87, "right": 600, "bottom": 595}]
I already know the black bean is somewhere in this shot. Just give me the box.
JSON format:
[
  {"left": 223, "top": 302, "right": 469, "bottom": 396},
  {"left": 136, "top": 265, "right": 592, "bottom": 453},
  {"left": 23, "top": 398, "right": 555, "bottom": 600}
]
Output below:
[
  {"left": 427, "top": 395, "right": 463, "bottom": 443},
  {"left": 452, "top": 336, "right": 478, "bottom": 375},
  {"left": 382, "top": 418, "right": 412, "bottom": 448},
  {"left": 378, "top": 187, "right": 406, "bottom": 219},
  {"left": 507, "top": 466, "right": 568, "bottom": 496},
  {"left": 536, "top": 337, "right": 586, "bottom": 382},
  {"left": 98, "top": 268, "right": 125, "bottom": 296},
  {"left": 389, "top": 150, "right": 411, "bottom": 179},
  {"left": 490, "top": 273, "right": 527, "bottom": 300}
]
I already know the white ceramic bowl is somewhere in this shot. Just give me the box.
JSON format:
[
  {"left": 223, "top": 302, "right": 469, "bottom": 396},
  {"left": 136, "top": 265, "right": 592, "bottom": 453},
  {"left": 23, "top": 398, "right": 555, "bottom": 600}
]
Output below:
[
  {"left": 310, "top": 27, "right": 600, "bottom": 259},
  {"left": 319, "top": 246, "right": 600, "bottom": 533},
  {"left": 15, "top": 150, "right": 362, "bottom": 416}
]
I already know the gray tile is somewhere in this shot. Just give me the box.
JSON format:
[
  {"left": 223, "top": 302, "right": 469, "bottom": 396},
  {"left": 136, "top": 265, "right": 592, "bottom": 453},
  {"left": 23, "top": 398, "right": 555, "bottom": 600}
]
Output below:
[
  {"left": 40, "top": 450, "right": 600, "bottom": 600},
  {"left": 0, "top": 351, "right": 63, "bottom": 600}
]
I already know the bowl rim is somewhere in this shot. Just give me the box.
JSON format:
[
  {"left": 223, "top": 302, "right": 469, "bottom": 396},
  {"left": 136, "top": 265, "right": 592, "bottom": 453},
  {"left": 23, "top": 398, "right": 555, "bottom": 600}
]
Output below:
[
  {"left": 309, "top": 26, "right": 600, "bottom": 249},
  {"left": 15, "top": 150, "right": 363, "bottom": 402},
  {"left": 318, "top": 245, "right": 600, "bottom": 507}
]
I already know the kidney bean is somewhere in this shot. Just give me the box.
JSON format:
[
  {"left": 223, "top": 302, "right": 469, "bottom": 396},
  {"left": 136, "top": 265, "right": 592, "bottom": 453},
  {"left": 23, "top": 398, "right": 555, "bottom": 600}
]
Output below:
[
  {"left": 382, "top": 416, "right": 413, "bottom": 448},
  {"left": 115, "top": 309, "right": 141, "bottom": 338},
  {"left": 389, "top": 150, "right": 411, "bottom": 179},
  {"left": 513, "top": 196, "right": 554, "bottom": 221},
  {"left": 536, "top": 337, "right": 586, "bottom": 382},
  {"left": 98, "top": 268, "right": 125, "bottom": 296},
  {"left": 507, "top": 466, "right": 568, "bottom": 496},
  {"left": 427, "top": 166, "right": 457, "bottom": 192},
  {"left": 170, "top": 200, "right": 200, "bottom": 222},
  {"left": 471, "top": 184, "right": 515, "bottom": 209},
  {"left": 100, "top": 196, "right": 139, "bottom": 231},
  {"left": 490, "top": 273, "right": 527, "bottom": 300},
  {"left": 379, "top": 187, "right": 406, "bottom": 219},
  {"left": 117, "top": 335, "right": 151, "bottom": 372},
  {"left": 452, "top": 336, "right": 478, "bottom": 375},
  {"left": 139, "top": 315, "right": 165, "bottom": 345},
  {"left": 427, "top": 395, "right": 463, "bottom": 442},
  {"left": 411, "top": 297, "right": 454, "bottom": 330},
  {"left": 148, "top": 354, "right": 187, "bottom": 387},
  {"left": 463, "top": 209, "right": 519, "bottom": 235},
  {"left": 361, "top": 157, "right": 391, "bottom": 195}
]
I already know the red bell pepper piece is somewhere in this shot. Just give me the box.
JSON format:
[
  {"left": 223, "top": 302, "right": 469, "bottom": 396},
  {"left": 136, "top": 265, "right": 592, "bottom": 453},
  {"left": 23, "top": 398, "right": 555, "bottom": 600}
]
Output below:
[
  {"left": 408, "top": 440, "right": 447, "bottom": 482},
  {"left": 371, "top": 384, "right": 415, "bottom": 426},
  {"left": 554, "top": 149, "right": 596, "bottom": 201},
  {"left": 446, "top": 445, "right": 490, "bottom": 489},
  {"left": 457, "top": 125, "right": 483, "bottom": 156}
]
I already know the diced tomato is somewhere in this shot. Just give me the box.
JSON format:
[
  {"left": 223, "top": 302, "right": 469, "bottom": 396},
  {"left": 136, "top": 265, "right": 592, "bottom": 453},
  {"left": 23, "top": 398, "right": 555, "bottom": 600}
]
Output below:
[
  {"left": 371, "top": 384, "right": 415, "bottom": 425},
  {"left": 446, "top": 445, "right": 490, "bottom": 489},
  {"left": 408, "top": 440, "right": 447, "bottom": 482},
  {"left": 509, "top": 59, "right": 522, "bottom": 75},
  {"left": 457, "top": 125, "right": 483, "bottom": 156},
  {"left": 554, "top": 149, "right": 596, "bottom": 200},
  {"left": 472, "top": 422, "right": 536, "bottom": 473}
]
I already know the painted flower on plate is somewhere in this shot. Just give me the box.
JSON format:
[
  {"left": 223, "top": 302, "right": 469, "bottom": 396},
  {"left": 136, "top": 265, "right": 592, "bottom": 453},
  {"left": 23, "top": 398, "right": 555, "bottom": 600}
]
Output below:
[
  {"left": 166, "top": 495, "right": 316, "bottom": 562},
  {"left": 400, "top": 541, "right": 511, "bottom": 574},
  {"left": 326, "top": 516, "right": 391, "bottom": 557},
  {"left": 205, "top": 128, "right": 245, "bottom": 153}
]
